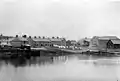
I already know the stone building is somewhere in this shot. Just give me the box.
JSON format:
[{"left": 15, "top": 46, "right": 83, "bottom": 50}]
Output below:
[
  {"left": 50, "top": 37, "right": 66, "bottom": 47},
  {"left": 27, "top": 37, "right": 51, "bottom": 48},
  {"left": 89, "top": 36, "right": 119, "bottom": 52}
]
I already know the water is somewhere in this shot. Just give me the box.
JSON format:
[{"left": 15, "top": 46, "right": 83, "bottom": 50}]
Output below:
[{"left": 0, "top": 54, "right": 120, "bottom": 81}]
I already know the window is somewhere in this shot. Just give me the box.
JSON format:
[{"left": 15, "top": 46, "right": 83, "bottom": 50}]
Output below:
[
  {"left": 23, "top": 41, "right": 27, "bottom": 44},
  {"left": 92, "top": 40, "right": 97, "bottom": 46},
  {"left": 41, "top": 44, "right": 43, "bottom": 46}
]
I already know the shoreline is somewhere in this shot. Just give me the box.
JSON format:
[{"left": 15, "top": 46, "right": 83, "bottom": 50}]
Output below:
[{"left": 0, "top": 47, "right": 120, "bottom": 59}]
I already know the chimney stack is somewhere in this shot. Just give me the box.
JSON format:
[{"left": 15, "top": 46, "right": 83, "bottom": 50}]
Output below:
[
  {"left": 34, "top": 36, "right": 37, "bottom": 38},
  {"left": 29, "top": 36, "right": 31, "bottom": 38},
  {"left": 16, "top": 35, "right": 18, "bottom": 38}
]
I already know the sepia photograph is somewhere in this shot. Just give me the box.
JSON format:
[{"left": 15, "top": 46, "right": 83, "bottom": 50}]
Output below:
[{"left": 0, "top": 0, "right": 120, "bottom": 81}]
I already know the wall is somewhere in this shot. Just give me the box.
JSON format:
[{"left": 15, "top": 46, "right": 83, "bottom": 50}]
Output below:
[{"left": 89, "top": 37, "right": 99, "bottom": 51}]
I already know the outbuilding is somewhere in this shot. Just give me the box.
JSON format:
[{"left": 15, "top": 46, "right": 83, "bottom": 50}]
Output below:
[
  {"left": 89, "top": 36, "right": 119, "bottom": 52},
  {"left": 107, "top": 39, "right": 120, "bottom": 52}
]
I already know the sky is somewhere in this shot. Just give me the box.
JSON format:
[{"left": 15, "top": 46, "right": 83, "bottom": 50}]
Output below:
[{"left": 0, "top": 0, "right": 120, "bottom": 40}]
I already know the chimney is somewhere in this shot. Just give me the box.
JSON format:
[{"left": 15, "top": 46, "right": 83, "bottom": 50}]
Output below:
[
  {"left": 29, "top": 36, "right": 31, "bottom": 38},
  {"left": 57, "top": 37, "right": 59, "bottom": 39},
  {"left": 39, "top": 36, "right": 41, "bottom": 38},
  {"left": 22, "top": 35, "right": 27, "bottom": 38},
  {"left": 43, "top": 36, "right": 45, "bottom": 39},
  {"left": 0, "top": 34, "right": 3, "bottom": 36},
  {"left": 34, "top": 36, "right": 37, "bottom": 38},
  {"left": 16, "top": 35, "right": 18, "bottom": 38},
  {"left": 52, "top": 37, "right": 55, "bottom": 39}
]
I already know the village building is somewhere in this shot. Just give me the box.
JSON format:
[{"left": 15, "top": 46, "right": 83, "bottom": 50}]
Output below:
[
  {"left": 66, "top": 40, "right": 77, "bottom": 46},
  {"left": 89, "top": 36, "right": 120, "bottom": 52},
  {"left": 0, "top": 34, "right": 13, "bottom": 46},
  {"left": 66, "top": 40, "right": 72, "bottom": 47},
  {"left": 66, "top": 40, "right": 78, "bottom": 49},
  {"left": 107, "top": 39, "right": 120, "bottom": 52},
  {"left": 10, "top": 36, "right": 29, "bottom": 48},
  {"left": 50, "top": 37, "right": 66, "bottom": 47},
  {"left": 78, "top": 38, "right": 91, "bottom": 46},
  {"left": 70, "top": 40, "right": 77, "bottom": 47},
  {"left": 27, "top": 37, "right": 51, "bottom": 48},
  {"left": 0, "top": 34, "right": 13, "bottom": 40}
]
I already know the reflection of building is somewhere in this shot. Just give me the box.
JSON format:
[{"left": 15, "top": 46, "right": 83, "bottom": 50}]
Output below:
[{"left": 89, "top": 36, "right": 119, "bottom": 51}]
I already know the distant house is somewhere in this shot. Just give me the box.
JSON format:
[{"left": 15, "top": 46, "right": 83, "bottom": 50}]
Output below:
[
  {"left": 107, "top": 39, "right": 120, "bottom": 52},
  {"left": 78, "top": 38, "right": 91, "bottom": 46},
  {"left": 66, "top": 40, "right": 78, "bottom": 49},
  {"left": 50, "top": 38, "right": 66, "bottom": 47},
  {"left": 89, "top": 36, "right": 119, "bottom": 51},
  {"left": 0, "top": 34, "right": 13, "bottom": 40},
  {"left": 0, "top": 38, "right": 13, "bottom": 47},
  {"left": 70, "top": 40, "right": 77, "bottom": 46},
  {"left": 27, "top": 37, "right": 51, "bottom": 48},
  {"left": 66, "top": 40, "right": 72, "bottom": 47},
  {"left": 10, "top": 37, "right": 29, "bottom": 48},
  {"left": 0, "top": 35, "right": 13, "bottom": 46},
  {"left": 27, "top": 37, "right": 66, "bottom": 48},
  {"left": 66, "top": 40, "right": 77, "bottom": 46}
]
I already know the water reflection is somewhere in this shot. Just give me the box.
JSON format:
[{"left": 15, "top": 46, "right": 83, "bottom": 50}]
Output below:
[
  {"left": 1, "top": 55, "right": 120, "bottom": 67},
  {"left": 0, "top": 55, "right": 70, "bottom": 67},
  {"left": 0, "top": 54, "right": 120, "bottom": 81}
]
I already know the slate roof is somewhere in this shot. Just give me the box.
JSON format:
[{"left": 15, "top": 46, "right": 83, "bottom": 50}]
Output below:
[
  {"left": 32, "top": 38, "right": 50, "bottom": 42},
  {"left": 50, "top": 38, "right": 63, "bottom": 42},
  {"left": 78, "top": 38, "right": 91, "bottom": 43},
  {"left": 110, "top": 39, "right": 120, "bottom": 44},
  {"left": 0, "top": 36, "right": 13, "bottom": 39},
  {"left": 11, "top": 37, "right": 28, "bottom": 42},
  {"left": 97, "top": 36, "right": 119, "bottom": 40}
]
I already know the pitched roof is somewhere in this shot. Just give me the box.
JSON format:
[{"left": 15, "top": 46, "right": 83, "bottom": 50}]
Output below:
[
  {"left": 110, "top": 39, "right": 120, "bottom": 44},
  {"left": 0, "top": 35, "right": 13, "bottom": 38},
  {"left": 8, "top": 38, "right": 15, "bottom": 41},
  {"left": 50, "top": 38, "right": 63, "bottom": 42},
  {"left": 84, "top": 38, "right": 91, "bottom": 41},
  {"left": 11, "top": 37, "right": 28, "bottom": 42},
  {"left": 97, "top": 36, "right": 119, "bottom": 40},
  {"left": 78, "top": 38, "right": 91, "bottom": 42},
  {"left": 32, "top": 38, "right": 50, "bottom": 42}
]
